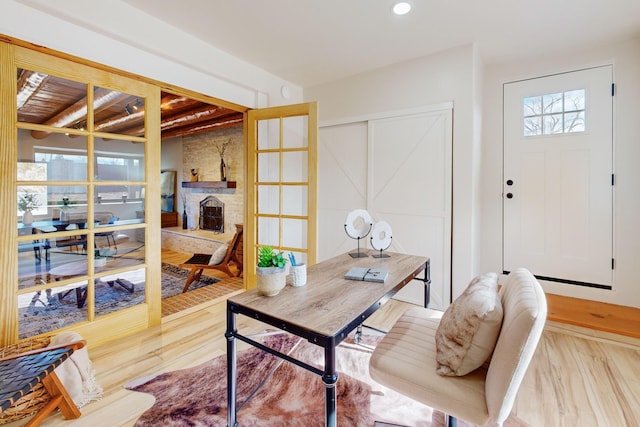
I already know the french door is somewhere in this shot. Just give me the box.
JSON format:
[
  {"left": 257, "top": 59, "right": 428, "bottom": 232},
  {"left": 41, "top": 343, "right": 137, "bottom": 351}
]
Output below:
[
  {"left": 503, "top": 66, "right": 613, "bottom": 288},
  {"left": 1, "top": 44, "right": 161, "bottom": 347},
  {"left": 245, "top": 102, "right": 318, "bottom": 288}
]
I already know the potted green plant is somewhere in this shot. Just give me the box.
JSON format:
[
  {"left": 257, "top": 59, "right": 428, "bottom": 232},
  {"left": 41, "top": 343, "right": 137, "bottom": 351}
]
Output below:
[
  {"left": 256, "top": 246, "right": 288, "bottom": 296},
  {"left": 18, "top": 190, "right": 40, "bottom": 225}
]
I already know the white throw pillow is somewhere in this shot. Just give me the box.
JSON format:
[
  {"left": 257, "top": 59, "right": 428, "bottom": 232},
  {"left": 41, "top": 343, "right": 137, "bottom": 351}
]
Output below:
[
  {"left": 208, "top": 243, "right": 229, "bottom": 265},
  {"left": 435, "top": 272, "right": 503, "bottom": 376}
]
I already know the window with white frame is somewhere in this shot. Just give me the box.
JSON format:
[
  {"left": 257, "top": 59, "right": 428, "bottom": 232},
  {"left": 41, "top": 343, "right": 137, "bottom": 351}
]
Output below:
[{"left": 523, "top": 89, "right": 586, "bottom": 136}]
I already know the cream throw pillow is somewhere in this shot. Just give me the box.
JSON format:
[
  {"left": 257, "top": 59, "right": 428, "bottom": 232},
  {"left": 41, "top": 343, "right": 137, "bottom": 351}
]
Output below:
[
  {"left": 435, "top": 272, "right": 503, "bottom": 376},
  {"left": 208, "top": 243, "right": 229, "bottom": 265}
]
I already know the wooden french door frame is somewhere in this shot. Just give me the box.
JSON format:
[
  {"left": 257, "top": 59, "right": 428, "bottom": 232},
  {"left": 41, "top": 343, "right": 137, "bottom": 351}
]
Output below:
[
  {"left": 245, "top": 102, "right": 318, "bottom": 289},
  {"left": 1, "top": 44, "right": 161, "bottom": 347}
]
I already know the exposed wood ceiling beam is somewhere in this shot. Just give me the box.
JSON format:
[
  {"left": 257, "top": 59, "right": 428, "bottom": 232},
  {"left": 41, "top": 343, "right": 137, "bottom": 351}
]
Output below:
[
  {"left": 17, "top": 74, "right": 243, "bottom": 140},
  {"left": 161, "top": 115, "right": 243, "bottom": 139},
  {"left": 95, "top": 109, "right": 144, "bottom": 134},
  {"left": 16, "top": 70, "right": 48, "bottom": 109},
  {"left": 31, "top": 88, "right": 130, "bottom": 139}
]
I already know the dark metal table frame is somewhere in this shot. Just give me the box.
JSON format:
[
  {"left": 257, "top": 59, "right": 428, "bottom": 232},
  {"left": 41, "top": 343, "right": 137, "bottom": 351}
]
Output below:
[{"left": 226, "top": 254, "right": 430, "bottom": 427}]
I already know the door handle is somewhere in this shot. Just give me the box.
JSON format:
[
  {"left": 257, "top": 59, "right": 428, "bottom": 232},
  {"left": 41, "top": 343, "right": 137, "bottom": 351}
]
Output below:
[
  {"left": 506, "top": 179, "right": 514, "bottom": 186},
  {"left": 506, "top": 193, "right": 514, "bottom": 199}
]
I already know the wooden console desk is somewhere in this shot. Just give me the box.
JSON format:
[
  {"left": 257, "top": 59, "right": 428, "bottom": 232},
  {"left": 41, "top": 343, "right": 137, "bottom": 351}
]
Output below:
[{"left": 226, "top": 251, "right": 430, "bottom": 427}]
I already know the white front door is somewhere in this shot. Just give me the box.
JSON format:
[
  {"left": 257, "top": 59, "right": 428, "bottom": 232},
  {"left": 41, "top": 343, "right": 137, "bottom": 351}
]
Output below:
[{"left": 503, "top": 66, "right": 613, "bottom": 288}]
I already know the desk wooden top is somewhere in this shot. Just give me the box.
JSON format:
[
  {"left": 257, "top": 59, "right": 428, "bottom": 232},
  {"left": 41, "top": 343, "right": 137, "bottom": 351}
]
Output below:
[{"left": 228, "top": 251, "right": 428, "bottom": 341}]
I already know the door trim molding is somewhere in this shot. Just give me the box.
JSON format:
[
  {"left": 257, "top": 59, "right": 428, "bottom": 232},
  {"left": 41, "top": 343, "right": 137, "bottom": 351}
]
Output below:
[{"left": 319, "top": 102, "right": 454, "bottom": 128}]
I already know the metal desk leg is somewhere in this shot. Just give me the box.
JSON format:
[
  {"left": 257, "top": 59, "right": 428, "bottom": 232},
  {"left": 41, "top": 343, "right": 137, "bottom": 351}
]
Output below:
[
  {"left": 323, "top": 344, "right": 338, "bottom": 427},
  {"left": 423, "top": 259, "right": 431, "bottom": 308},
  {"left": 226, "top": 308, "right": 237, "bottom": 427}
]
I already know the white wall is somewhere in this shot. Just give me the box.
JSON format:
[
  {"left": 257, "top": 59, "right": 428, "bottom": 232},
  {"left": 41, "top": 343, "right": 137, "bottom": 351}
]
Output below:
[
  {"left": 306, "top": 44, "right": 481, "bottom": 301},
  {"left": 481, "top": 37, "right": 640, "bottom": 308}
]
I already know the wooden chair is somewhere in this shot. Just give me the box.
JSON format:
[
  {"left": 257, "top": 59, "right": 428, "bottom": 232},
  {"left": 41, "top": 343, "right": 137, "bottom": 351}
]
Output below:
[
  {"left": 0, "top": 340, "right": 86, "bottom": 426},
  {"left": 179, "top": 225, "right": 243, "bottom": 293}
]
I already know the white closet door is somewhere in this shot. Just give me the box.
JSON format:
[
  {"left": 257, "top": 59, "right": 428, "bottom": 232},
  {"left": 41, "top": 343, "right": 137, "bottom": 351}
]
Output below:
[
  {"left": 317, "top": 122, "right": 368, "bottom": 262},
  {"left": 318, "top": 108, "right": 452, "bottom": 310},
  {"left": 369, "top": 110, "right": 452, "bottom": 310}
]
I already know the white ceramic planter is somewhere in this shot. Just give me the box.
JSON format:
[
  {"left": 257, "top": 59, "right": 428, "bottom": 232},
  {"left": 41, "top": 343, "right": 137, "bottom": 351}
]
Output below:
[{"left": 256, "top": 266, "right": 287, "bottom": 296}]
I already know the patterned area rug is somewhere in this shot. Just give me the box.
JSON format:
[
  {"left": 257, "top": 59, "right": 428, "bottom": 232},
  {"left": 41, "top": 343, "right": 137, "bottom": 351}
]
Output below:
[
  {"left": 125, "top": 332, "right": 530, "bottom": 427},
  {"left": 18, "top": 263, "right": 219, "bottom": 339}
]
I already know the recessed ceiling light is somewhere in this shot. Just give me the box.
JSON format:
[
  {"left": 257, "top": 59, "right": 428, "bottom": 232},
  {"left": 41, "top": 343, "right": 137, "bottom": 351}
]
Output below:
[{"left": 392, "top": 2, "right": 412, "bottom": 15}]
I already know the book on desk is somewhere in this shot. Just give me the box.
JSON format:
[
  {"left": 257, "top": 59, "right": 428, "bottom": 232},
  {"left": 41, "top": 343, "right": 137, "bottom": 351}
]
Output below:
[{"left": 344, "top": 267, "right": 389, "bottom": 283}]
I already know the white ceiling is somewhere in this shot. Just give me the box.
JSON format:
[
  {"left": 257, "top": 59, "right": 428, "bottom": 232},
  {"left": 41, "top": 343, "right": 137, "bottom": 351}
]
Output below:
[{"left": 20, "top": 0, "right": 640, "bottom": 87}]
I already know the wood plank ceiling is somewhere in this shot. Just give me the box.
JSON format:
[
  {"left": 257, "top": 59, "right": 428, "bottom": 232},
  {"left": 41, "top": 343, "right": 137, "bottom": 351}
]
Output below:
[{"left": 17, "top": 69, "right": 243, "bottom": 140}]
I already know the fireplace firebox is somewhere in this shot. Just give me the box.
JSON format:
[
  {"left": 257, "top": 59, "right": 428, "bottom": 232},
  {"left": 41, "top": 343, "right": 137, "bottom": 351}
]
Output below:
[{"left": 199, "top": 196, "right": 224, "bottom": 232}]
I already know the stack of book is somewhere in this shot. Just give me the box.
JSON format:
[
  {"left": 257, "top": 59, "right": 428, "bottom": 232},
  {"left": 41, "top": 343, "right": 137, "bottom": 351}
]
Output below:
[{"left": 344, "top": 267, "right": 389, "bottom": 283}]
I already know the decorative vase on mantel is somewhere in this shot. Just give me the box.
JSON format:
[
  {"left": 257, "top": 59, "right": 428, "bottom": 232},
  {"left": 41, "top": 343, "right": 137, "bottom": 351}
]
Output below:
[
  {"left": 182, "top": 209, "right": 188, "bottom": 229},
  {"left": 220, "top": 157, "right": 227, "bottom": 182}
]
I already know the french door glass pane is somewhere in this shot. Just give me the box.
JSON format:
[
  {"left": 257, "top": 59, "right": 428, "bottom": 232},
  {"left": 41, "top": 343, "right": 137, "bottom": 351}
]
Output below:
[
  {"left": 257, "top": 152, "right": 280, "bottom": 182},
  {"left": 257, "top": 118, "right": 280, "bottom": 150},
  {"left": 95, "top": 267, "right": 146, "bottom": 318},
  {"left": 17, "top": 70, "right": 88, "bottom": 132},
  {"left": 282, "top": 116, "right": 308, "bottom": 149},
  {"left": 93, "top": 87, "right": 145, "bottom": 138},
  {"left": 283, "top": 218, "right": 308, "bottom": 249},
  {"left": 18, "top": 282, "right": 89, "bottom": 339},
  {"left": 18, "top": 130, "right": 88, "bottom": 182},
  {"left": 282, "top": 186, "right": 308, "bottom": 216},
  {"left": 257, "top": 185, "right": 280, "bottom": 215},
  {"left": 257, "top": 217, "right": 280, "bottom": 247},
  {"left": 282, "top": 151, "right": 308, "bottom": 182}
]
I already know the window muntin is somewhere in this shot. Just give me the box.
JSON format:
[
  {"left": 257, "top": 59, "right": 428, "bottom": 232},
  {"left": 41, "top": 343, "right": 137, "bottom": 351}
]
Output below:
[{"left": 523, "top": 89, "right": 586, "bottom": 136}]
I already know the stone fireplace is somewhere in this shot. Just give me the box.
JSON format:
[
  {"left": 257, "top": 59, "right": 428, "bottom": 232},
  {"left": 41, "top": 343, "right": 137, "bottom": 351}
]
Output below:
[{"left": 199, "top": 196, "right": 224, "bottom": 233}]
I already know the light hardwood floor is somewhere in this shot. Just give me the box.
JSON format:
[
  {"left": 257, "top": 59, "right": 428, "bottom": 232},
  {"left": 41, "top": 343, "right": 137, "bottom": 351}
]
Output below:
[
  {"left": 26, "top": 301, "right": 639, "bottom": 426},
  {"left": 15, "top": 250, "right": 640, "bottom": 427}
]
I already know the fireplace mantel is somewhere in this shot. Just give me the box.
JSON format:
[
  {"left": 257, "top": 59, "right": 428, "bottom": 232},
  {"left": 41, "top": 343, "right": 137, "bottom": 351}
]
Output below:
[{"left": 181, "top": 181, "right": 236, "bottom": 189}]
